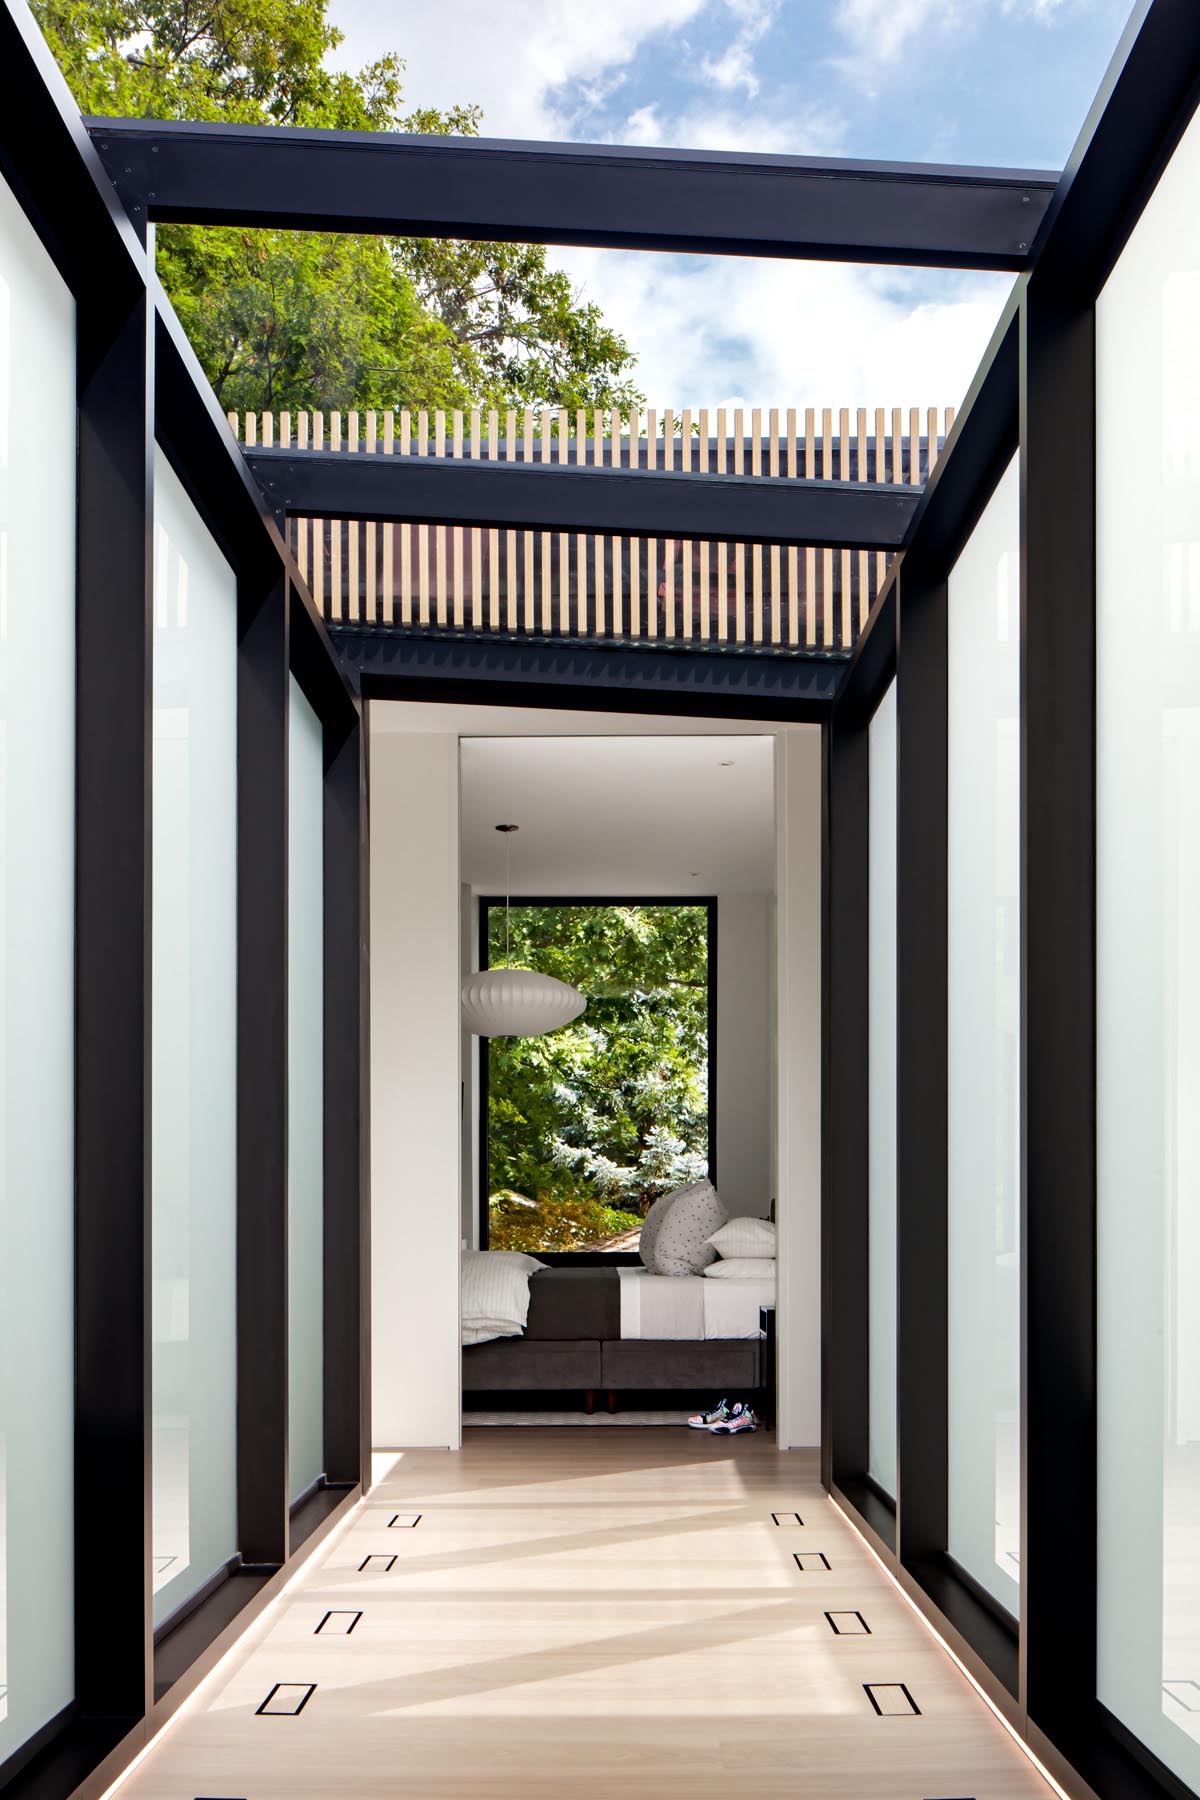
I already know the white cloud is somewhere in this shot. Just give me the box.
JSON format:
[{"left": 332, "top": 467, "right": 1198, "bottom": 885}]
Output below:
[
  {"left": 699, "top": 0, "right": 781, "bottom": 99},
  {"left": 552, "top": 244, "right": 1014, "bottom": 414},
  {"left": 327, "top": 0, "right": 708, "bottom": 138},
  {"left": 323, "top": 1, "right": 1019, "bottom": 417},
  {"left": 834, "top": 0, "right": 1089, "bottom": 70},
  {"left": 834, "top": 0, "right": 965, "bottom": 66},
  {"left": 616, "top": 99, "right": 844, "bottom": 155}
]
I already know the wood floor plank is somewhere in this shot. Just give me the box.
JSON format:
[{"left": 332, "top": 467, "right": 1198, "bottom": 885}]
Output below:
[{"left": 121, "top": 1431, "right": 1054, "bottom": 1800}]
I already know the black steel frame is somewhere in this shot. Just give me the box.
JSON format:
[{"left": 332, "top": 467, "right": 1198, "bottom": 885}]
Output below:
[
  {"left": 85, "top": 116, "right": 1056, "bottom": 271},
  {"left": 246, "top": 446, "right": 918, "bottom": 550},
  {"left": 0, "top": 3, "right": 368, "bottom": 1795},
  {"left": 475, "top": 896, "right": 718, "bottom": 1255},
  {"left": 343, "top": 631, "right": 842, "bottom": 721},
  {"left": 823, "top": 12, "right": 1200, "bottom": 1800},
  {"left": 6, "top": 1, "right": 1200, "bottom": 1798}
]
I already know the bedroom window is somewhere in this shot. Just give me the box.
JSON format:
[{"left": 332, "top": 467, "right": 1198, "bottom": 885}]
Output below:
[{"left": 479, "top": 900, "right": 716, "bottom": 1254}]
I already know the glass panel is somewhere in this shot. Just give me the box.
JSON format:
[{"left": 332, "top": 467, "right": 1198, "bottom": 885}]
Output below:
[
  {"left": 151, "top": 448, "right": 238, "bottom": 1625},
  {"left": 868, "top": 680, "right": 898, "bottom": 1498},
  {"left": 288, "top": 675, "right": 324, "bottom": 1501},
  {"left": 0, "top": 168, "right": 76, "bottom": 1758},
  {"left": 485, "top": 903, "right": 710, "bottom": 1253},
  {"left": 1097, "top": 100, "right": 1200, "bottom": 1792},
  {"left": 946, "top": 453, "right": 1021, "bottom": 1616}
]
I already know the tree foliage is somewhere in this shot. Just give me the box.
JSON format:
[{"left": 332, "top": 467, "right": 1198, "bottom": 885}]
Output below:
[
  {"left": 34, "top": 0, "right": 641, "bottom": 414},
  {"left": 486, "top": 905, "right": 710, "bottom": 1253}
]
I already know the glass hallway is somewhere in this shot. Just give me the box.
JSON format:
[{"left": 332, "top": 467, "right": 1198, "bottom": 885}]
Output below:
[{"left": 110, "top": 1432, "right": 1056, "bottom": 1800}]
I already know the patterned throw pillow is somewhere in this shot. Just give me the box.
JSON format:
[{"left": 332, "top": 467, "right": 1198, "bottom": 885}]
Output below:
[
  {"left": 643, "top": 1179, "right": 727, "bottom": 1277},
  {"left": 638, "top": 1184, "right": 679, "bottom": 1272}
]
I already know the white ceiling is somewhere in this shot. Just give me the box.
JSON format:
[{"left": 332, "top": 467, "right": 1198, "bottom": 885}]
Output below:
[
  {"left": 459, "top": 733, "right": 776, "bottom": 896},
  {"left": 370, "top": 700, "right": 807, "bottom": 738}
]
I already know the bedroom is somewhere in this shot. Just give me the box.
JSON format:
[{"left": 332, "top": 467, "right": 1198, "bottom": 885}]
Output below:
[{"left": 368, "top": 700, "right": 823, "bottom": 1451}]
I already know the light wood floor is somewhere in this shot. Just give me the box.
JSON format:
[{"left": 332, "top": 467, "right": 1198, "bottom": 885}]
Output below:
[{"left": 120, "top": 1430, "right": 1056, "bottom": 1800}]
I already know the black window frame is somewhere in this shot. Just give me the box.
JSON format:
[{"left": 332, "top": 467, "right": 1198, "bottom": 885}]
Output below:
[{"left": 475, "top": 893, "right": 718, "bottom": 1260}]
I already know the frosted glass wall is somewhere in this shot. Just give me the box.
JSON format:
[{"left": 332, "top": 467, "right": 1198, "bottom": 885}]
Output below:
[
  {"left": 1097, "top": 101, "right": 1200, "bottom": 1793},
  {"left": 0, "top": 168, "right": 76, "bottom": 1758},
  {"left": 946, "top": 453, "right": 1021, "bottom": 1617},
  {"left": 868, "top": 680, "right": 898, "bottom": 1497},
  {"left": 288, "top": 676, "right": 325, "bottom": 1501},
  {"left": 152, "top": 449, "right": 238, "bottom": 1625}
]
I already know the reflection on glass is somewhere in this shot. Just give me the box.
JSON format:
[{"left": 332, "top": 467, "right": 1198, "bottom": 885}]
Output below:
[
  {"left": 288, "top": 675, "right": 325, "bottom": 1501},
  {"left": 946, "top": 453, "right": 1021, "bottom": 1616},
  {"left": 868, "top": 680, "right": 898, "bottom": 1498},
  {"left": 151, "top": 449, "right": 238, "bottom": 1625},
  {"left": 1097, "top": 101, "right": 1200, "bottom": 1793},
  {"left": 0, "top": 170, "right": 76, "bottom": 1760}
]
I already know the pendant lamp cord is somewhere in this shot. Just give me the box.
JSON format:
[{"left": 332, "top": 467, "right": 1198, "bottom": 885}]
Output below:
[{"left": 496, "top": 823, "right": 518, "bottom": 965}]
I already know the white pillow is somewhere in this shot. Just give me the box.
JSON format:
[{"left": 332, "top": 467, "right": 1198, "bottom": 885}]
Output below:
[
  {"left": 703, "top": 1257, "right": 776, "bottom": 1280},
  {"left": 466, "top": 1249, "right": 546, "bottom": 1273},
  {"left": 707, "top": 1216, "right": 776, "bottom": 1259}
]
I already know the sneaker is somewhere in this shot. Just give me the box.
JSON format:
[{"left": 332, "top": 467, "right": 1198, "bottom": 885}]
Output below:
[
  {"left": 687, "top": 1398, "right": 733, "bottom": 1430},
  {"left": 711, "top": 1404, "right": 758, "bottom": 1435}
]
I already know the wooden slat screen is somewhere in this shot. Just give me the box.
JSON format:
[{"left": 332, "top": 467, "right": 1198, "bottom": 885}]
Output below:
[{"left": 231, "top": 406, "right": 954, "bottom": 655}]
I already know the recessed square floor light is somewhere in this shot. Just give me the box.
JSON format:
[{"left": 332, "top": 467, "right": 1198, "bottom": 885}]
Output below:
[
  {"left": 256, "top": 1683, "right": 316, "bottom": 1718},
  {"left": 864, "top": 1682, "right": 921, "bottom": 1717},
  {"left": 825, "top": 1610, "right": 871, "bottom": 1635}
]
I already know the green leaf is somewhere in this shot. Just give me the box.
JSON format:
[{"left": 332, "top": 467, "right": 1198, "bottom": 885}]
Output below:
[{"left": 34, "top": 0, "right": 642, "bottom": 413}]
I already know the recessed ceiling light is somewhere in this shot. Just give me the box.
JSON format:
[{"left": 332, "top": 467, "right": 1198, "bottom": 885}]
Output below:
[
  {"left": 690, "top": 872, "right": 700, "bottom": 877},
  {"left": 719, "top": 759, "right": 734, "bottom": 767}
]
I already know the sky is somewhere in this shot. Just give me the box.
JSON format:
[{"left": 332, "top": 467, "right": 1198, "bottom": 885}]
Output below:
[{"left": 326, "top": 0, "right": 1136, "bottom": 414}]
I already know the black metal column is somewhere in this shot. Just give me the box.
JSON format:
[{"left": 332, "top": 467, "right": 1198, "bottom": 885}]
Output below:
[
  {"left": 75, "top": 282, "right": 155, "bottom": 1730},
  {"left": 1018, "top": 284, "right": 1098, "bottom": 1768},
  {"left": 823, "top": 715, "right": 870, "bottom": 1498},
  {"left": 236, "top": 565, "right": 291, "bottom": 1566},
  {"left": 322, "top": 706, "right": 371, "bottom": 1490},
  {"left": 894, "top": 560, "right": 950, "bottom": 1573}
]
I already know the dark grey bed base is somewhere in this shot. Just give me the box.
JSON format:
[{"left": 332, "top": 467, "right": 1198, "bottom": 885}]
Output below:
[{"left": 461, "top": 1335, "right": 762, "bottom": 1411}]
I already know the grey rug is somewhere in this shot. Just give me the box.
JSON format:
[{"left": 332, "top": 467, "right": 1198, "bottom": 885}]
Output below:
[{"left": 462, "top": 1409, "right": 692, "bottom": 1427}]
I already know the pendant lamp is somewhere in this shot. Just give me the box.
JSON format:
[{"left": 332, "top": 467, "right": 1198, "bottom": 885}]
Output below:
[{"left": 461, "top": 825, "right": 587, "bottom": 1038}]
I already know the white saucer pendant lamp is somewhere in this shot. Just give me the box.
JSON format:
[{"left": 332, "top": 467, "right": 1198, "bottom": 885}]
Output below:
[
  {"left": 461, "top": 967, "right": 586, "bottom": 1038},
  {"left": 461, "top": 825, "right": 587, "bottom": 1039}
]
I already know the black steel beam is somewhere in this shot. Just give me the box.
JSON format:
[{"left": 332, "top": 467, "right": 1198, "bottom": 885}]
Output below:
[
  {"left": 1029, "top": 0, "right": 1200, "bottom": 298},
  {"left": 1, "top": 0, "right": 145, "bottom": 288},
  {"left": 246, "top": 448, "right": 918, "bottom": 552},
  {"left": 900, "top": 286, "right": 1022, "bottom": 585},
  {"left": 339, "top": 628, "right": 842, "bottom": 720},
  {"left": 85, "top": 118, "right": 1057, "bottom": 270}
]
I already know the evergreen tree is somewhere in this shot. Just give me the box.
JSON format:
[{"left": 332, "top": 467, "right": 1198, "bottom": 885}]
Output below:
[{"left": 486, "top": 905, "right": 710, "bottom": 1252}]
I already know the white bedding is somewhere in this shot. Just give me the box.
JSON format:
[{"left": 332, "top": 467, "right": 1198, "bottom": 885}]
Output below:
[
  {"left": 618, "top": 1268, "right": 772, "bottom": 1340},
  {"left": 461, "top": 1250, "right": 543, "bottom": 1346}
]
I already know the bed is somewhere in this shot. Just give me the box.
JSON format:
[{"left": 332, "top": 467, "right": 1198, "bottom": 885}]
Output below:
[{"left": 461, "top": 1261, "right": 773, "bottom": 1411}]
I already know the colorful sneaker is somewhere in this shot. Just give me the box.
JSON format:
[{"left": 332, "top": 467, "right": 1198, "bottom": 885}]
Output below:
[
  {"left": 711, "top": 1404, "right": 758, "bottom": 1435},
  {"left": 687, "top": 1398, "right": 733, "bottom": 1430}
]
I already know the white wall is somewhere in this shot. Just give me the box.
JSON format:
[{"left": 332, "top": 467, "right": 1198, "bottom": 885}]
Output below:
[
  {"left": 774, "top": 728, "right": 823, "bottom": 1449},
  {"left": 369, "top": 726, "right": 462, "bottom": 1448},
  {"left": 716, "top": 893, "right": 773, "bottom": 1217}
]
